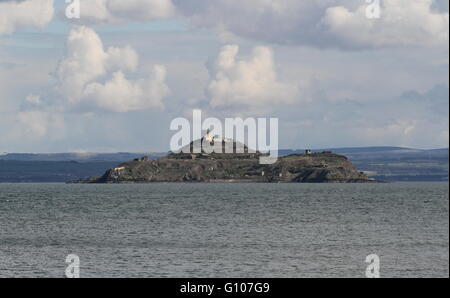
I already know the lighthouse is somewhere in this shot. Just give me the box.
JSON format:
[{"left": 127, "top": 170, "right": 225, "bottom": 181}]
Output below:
[{"left": 205, "top": 129, "right": 215, "bottom": 143}]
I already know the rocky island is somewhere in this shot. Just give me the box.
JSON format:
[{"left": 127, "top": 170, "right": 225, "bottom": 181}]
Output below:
[{"left": 77, "top": 139, "right": 374, "bottom": 183}]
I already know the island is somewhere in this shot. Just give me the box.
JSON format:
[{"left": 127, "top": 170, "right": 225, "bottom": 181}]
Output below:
[{"left": 76, "top": 138, "right": 374, "bottom": 183}]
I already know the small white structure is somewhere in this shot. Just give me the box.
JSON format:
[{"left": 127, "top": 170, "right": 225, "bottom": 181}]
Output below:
[
  {"left": 205, "top": 129, "right": 215, "bottom": 143},
  {"left": 305, "top": 149, "right": 313, "bottom": 155},
  {"left": 205, "top": 129, "right": 234, "bottom": 144}
]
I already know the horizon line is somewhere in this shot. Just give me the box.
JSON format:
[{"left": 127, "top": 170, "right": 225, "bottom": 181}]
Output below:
[{"left": 1, "top": 146, "right": 449, "bottom": 156}]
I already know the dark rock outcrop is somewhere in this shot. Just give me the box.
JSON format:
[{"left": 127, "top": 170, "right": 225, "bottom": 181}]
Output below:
[{"left": 77, "top": 144, "right": 374, "bottom": 183}]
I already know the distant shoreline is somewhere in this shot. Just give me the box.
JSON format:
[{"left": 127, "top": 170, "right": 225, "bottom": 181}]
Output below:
[
  {"left": 1, "top": 147, "right": 448, "bottom": 183},
  {"left": 1, "top": 181, "right": 449, "bottom": 185}
]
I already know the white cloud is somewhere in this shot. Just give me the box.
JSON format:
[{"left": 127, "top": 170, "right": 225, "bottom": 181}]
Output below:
[
  {"left": 2, "top": 0, "right": 446, "bottom": 49},
  {"left": 0, "top": 0, "right": 54, "bottom": 35},
  {"left": 323, "top": 0, "right": 449, "bottom": 48},
  {"left": 56, "top": 26, "right": 138, "bottom": 103},
  {"left": 75, "top": 0, "right": 175, "bottom": 24},
  {"left": 206, "top": 45, "right": 300, "bottom": 108},
  {"left": 54, "top": 26, "right": 169, "bottom": 112},
  {"left": 175, "top": 0, "right": 449, "bottom": 49},
  {"left": 83, "top": 67, "right": 169, "bottom": 112}
]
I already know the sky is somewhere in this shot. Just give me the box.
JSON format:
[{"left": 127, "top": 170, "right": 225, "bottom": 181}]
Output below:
[{"left": 0, "top": 0, "right": 448, "bottom": 153}]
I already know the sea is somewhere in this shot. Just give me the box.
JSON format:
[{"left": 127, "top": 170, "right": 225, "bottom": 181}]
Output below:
[{"left": 0, "top": 183, "right": 448, "bottom": 278}]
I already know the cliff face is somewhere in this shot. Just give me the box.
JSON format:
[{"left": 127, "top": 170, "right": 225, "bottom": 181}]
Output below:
[{"left": 82, "top": 151, "right": 373, "bottom": 183}]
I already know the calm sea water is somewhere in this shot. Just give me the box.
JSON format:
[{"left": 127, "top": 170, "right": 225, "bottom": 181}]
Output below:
[{"left": 0, "top": 183, "right": 448, "bottom": 278}]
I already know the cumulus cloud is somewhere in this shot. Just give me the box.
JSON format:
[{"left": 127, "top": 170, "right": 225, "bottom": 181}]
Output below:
[
  {"left": 55, "top": 26, "right": 169, "bottom": 112},
  {"left": 323, "top": 0, "right": 449, "bottom": 48},
  {"left": 0, "top": 0, "right": 54, "bottom": 35},
  {"left": 83, "top": 67, "right": 168, "bottom": 112},
  {"left": 206, "top": 45, "right": 300, "bottom": 108},
  {"left": 73, "top": 0, "right": 175, "bottom": 24},
  {"left": 175, "top": 0, "right": 449, "bottom": 49},
  {"left": 56, "top": 26, "right": 138, "bottom": 103},
  {"left": 3, "top": 0, "right": 446, "bottom": 49}
]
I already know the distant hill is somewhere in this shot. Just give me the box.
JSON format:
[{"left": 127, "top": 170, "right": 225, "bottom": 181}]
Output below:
[
  {"left": 0, "top": 152, "right": 165, "bottom": 183},
  {"left": 0, "top": 152, "right": 165, "bottom": 162},
  {"left": 0, "top": 147, "right": 448, "bottom": 182}
]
